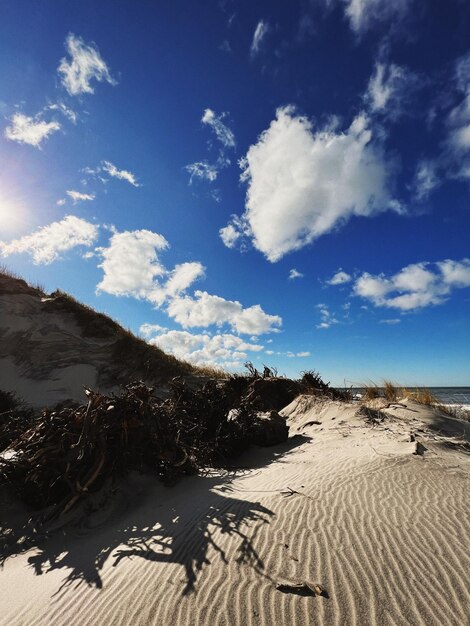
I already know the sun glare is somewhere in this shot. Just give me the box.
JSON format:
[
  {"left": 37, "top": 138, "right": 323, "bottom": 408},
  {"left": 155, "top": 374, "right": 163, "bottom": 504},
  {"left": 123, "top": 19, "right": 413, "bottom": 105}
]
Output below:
[{"left": 0, "top": 186, "right": 29, "bottom": 235}]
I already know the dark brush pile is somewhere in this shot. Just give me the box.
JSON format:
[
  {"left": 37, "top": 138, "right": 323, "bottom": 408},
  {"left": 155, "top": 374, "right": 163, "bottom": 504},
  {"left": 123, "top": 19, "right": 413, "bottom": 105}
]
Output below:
[{"left": 0, "top": 366, "right": 344, "bottom": 522}]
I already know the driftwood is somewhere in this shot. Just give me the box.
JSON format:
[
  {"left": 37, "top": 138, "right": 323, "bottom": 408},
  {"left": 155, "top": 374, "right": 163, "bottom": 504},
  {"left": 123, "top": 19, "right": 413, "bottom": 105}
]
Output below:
[{"left": 276, "top": 581, "right": 329, "bottom": 598}]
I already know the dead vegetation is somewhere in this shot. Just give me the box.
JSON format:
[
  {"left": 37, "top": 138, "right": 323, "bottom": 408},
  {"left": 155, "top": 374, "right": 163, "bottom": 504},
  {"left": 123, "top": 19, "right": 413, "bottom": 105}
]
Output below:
[{"left": 0, "top": 365, "right": 342, "bottom": 526}]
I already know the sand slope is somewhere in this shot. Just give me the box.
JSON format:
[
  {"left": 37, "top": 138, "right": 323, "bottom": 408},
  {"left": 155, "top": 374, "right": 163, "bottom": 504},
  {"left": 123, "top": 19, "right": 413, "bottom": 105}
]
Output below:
[
  {"left": 0, "top": 273, "right": 195, "bottom": 408},
  {"left": 1, "top": 397, "right": 469, "bottom": 625}
]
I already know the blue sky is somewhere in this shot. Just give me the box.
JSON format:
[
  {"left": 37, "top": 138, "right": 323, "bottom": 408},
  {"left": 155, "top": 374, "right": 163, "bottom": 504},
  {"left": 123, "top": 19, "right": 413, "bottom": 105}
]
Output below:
[{"left": 1, "top": 0, "right": 469, "bottom": 385}]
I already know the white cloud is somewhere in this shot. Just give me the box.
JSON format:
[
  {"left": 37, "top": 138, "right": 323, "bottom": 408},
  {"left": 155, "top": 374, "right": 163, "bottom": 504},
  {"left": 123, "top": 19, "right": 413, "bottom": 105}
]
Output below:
[
  {"left": 66, "top": 190, "right": 95, "bottom": 203},
  {"left": 148, "top": 262, "right": 206, "bottom": 307},
  {"left": 47, "top": 102, "right": 77, "bottom": 124},
  {"left": 186, "top": 161, "right": 219, "bottom": 184},
  {"left": 354, "top": 259, "right": 470, "bottom": 310},
  {"left": 201, "top": 108, "right": 235, "bottom": 148},
  {"left": 167, "top": 290, "right": 282, "bottom": 335},
  {"left": 251, "top": 20, "right": 269, "bottom": 57},
  {"left": 147, "top": 329, "right": 263, "bottom": 368},
  {"left": 342, "top": 0, "right": 413, "bottom": 34},
  {"left": 289, "top": 268, "right": 304, "bottom": 280},
  {"left": 140, "top": 323, "right": 168, "bottom": 338},
  {"left": 95, "top": 229, "right": 280, "bottom": 338},
  {"left": 447, "top": 51, "right": 470, "bottom": 179},
  {"left": 379, "top": 318, "right": 401, "bottom": 324},
  {"left": 185, "top": 109, "right": 235, "bottom": 187},
  {"left": 316, "top": 303, "right": 339, "bottom": 329},
  {"left": 102, "top": 161, "right": 140, "bottom": 187},
  {"left": 365, "top": 61, "right": 415, "bottom": 118},
  {"left": 219, "top": 223, "right": 241, "bottom": 248},
  {"left": 0, "top": 215, "right": 98, "bottom": 264},
  {"left": 58, "top": 33, "right": 116, "bottom": 96},
  {"left": 4, "top": 113, "right": 60, "bottom": 148},
  {"left": 413, "top": 160, "right": 440, "bottom": 201},
  {"left": 57, "top": 198, "right": 66, "bottom": 206},
  {"left": 96, "top": 231, "right": 204, "bottom": 305},
  {"left": 96, "top": 229, "right": 169, "bottom": 298},
  {"left": 287, "top": 351, "right": 311, "bottom": 357},
  {"left": 327, "top": 270, "right": 352, "bottom": 285},
  {"left": 224, "top": 106, "right": 396, "bottom": 262}
]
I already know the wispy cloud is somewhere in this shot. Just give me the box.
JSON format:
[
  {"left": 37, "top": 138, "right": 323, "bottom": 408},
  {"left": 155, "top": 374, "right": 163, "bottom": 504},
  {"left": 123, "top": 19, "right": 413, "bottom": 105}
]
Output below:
[
  {"left": 0, "top": 216, "right": 98, "bottom": 264},
  {"left": 185, "top": 109, "right": 235, "bottom": 188},
  {"left": 289, "top": 269, "right": 304, "bottom": 280},
  {"left": 221, "top": 106, "right": 398, "bottom": 261},
  {"left": 201, "top": 108, "right": 235, "bottom": 148},
  {"left": 446, "top": 51, "right": 470, "bottom": 180},
  {"left": 185, "top": 161, "right": 219, "bottom": 184},
  {"left": 102, "top": 161, "right": 140, "bottom": 187},
  {"left": 354, "top": 259, "right": 470, "bottom": 311},
  {"left": 58, "top": 33, "right": 117, "bottom": 96},
  {"left": 250, "top": 20, "right": 269, "bottom": 57},
  {"left": 66, "top": 190, "right": 95, "bottom": 203},
  {"left": 316, "top": 303, "right": 339, "bottom": 329},
  {"left": 325, "top": 0, "right": 414, "bottom": 35},
  {"left": 413, "top": 160, "right": 440, "bottom": 201},
  {"left": 364, "top": 60, "right": 417, "bottom": 119},
  {"left": 47, "top": 102, "right": 77, "bottom": 124},
  {"left": 4, "top": 113, "right": 60, "bottom": 148}
]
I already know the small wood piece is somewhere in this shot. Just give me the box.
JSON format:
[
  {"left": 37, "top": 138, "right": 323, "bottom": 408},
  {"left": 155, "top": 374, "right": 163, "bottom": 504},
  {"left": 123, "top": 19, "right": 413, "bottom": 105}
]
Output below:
[{"left": 275, "top": 581, "right": 329, "bottom": 598}]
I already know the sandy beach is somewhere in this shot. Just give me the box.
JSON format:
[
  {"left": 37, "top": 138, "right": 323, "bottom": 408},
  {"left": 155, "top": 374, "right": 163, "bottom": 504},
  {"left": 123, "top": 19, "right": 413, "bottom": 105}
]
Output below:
[{"left": 2, "top": 396, "right": 469, "bottom": 626}]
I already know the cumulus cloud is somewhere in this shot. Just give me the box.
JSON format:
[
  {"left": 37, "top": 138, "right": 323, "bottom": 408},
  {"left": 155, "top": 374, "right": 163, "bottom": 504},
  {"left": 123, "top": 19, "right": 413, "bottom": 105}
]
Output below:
[
  {"left": 167, "top": 290, "right": 282, "bottom": 335},
  {"left": 251, "top": 20, "right": 269, "bottom": 57},
  {"left": 96, "top": 228, "right": 280, "bottom": 337},
  {"left": 289, "top": 269, "right": 304, "bottom": 280},
  {"left": 148, "top": 262, "right": 206, "bottom": 307},
  {"left": 96, "top": 229, "right": 170, "bottom": 298},
  {"left": 219, "top": 222, "right": 241, "bottom": 248},
  {"left": 354, "top": 259, "right": 470, "bottom": 310},
  {"left": 222, "top": 106, "right": 396, "bottom": 262},
  {"left": 58, "top": 33, "right": 116, "bottom": 96},
  {"left": 4, "top": 113, "right": 60, "bottom": 147},
  {"left": 327, "top": 270, "right": 352, "bottom": 285},
  {"left": 0, "top": 215, "right": 98, "bottom": 264},
  {"left": 147, "top": 329, "right": 263, "bottom": 368},
  {"left": 66, "top": 190, "right": 95, "bottom": 203},
  {"left": 201, "top": 108, "right": 236, "bottom": 148},
  {"left": 102, "top": 161, "right": 140, "bottom": 187},
  {"left": 139, "top": 323, "right": 168, "bottom": 337},
  {"left": 379, "top": 318, "right": 401, "bottom": 324}
]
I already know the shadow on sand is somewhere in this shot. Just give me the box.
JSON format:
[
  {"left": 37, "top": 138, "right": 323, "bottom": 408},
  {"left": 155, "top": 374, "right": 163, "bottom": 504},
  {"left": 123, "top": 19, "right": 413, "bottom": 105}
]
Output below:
[{"left": 1, "top": 434, "right": 310, "bottom": 596}]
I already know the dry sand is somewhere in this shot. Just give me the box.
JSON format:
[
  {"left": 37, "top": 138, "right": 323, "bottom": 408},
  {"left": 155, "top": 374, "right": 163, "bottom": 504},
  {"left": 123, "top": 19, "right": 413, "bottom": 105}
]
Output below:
[{"left": 1, "top": 397, "right": 469, "bottom": 625}]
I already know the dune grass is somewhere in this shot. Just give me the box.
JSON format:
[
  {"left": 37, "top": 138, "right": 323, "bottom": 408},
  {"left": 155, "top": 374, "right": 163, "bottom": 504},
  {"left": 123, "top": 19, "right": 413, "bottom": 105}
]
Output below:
[{"left": 361, "top": 380, "right": 470, "bottom": 421}]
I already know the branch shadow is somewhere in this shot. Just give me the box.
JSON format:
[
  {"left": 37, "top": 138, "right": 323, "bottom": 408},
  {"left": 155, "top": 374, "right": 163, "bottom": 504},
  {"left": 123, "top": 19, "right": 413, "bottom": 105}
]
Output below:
[{"left": 1, "top": 435, "right": 309, "bottom": 596}]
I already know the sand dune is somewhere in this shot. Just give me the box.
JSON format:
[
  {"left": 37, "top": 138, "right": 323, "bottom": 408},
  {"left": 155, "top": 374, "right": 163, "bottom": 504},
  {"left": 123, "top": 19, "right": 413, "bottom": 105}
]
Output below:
[
  {"left": 0, "top": 272, "right": 197, "bottom": 408},
  {"left": 1, "top": 397, "right": 469, "bottom": 625}
]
